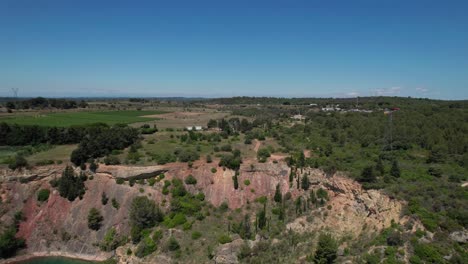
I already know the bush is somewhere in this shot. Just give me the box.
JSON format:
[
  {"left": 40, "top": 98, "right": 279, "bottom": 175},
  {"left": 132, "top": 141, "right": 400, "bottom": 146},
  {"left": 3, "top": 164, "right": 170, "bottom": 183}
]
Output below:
[
  {"left": 37, "top": 189, "right": 50, "bottom": 202},
  {"left": 185, "top": 175, "right": 197, "bottom": 185},
  {"left": 116, "top": 178, "right": 125, "bottom": 184},
  {"left": 211, "top": 168, "right": 217, "bottom": 173},
  {"left": 191, "top": 231, "right": 202, "bottom": 240},
  {"left": 167, "top": 236, "right": 180, "bottom": 251},
  {"left": 8, "top": 155, "right": 28, "bottom": 170},
  {"left": 135, "top": 235, "right": 157, "bottom": 258},
  {"left": 88, "top": 208, "right": 104, "bottom": 231},
  {"left": 112, "top": 198, "right": 120, "bottom": 209},
  {"left": 104, "top": 155, "right": 121, "bottom": 165},
  {"left": 0, "top": 227, "right": 25, "bottom": 258},
  {"left": 243, "top": 179, "right": 251, "bottom": 186},
  {"left": 35, "top": 159, "right": 54, "bottom": 166},
  {"left": 313, "top": 233, "right": 338, "bottom": 264},
  {"left": 130, "top": 196, "right": 164, "bottom": 243},
  {"left": 163, "top": 213, "right": 187, "bottom": 228},
  {"left": 101, "top": 192, "right": 109, "bottom": 205},
  {"left": 218, "top": 234, "right": 232, "bottom": 244},
  {"left": 257, "top": 148, "right": 270, "bottom": 163}
]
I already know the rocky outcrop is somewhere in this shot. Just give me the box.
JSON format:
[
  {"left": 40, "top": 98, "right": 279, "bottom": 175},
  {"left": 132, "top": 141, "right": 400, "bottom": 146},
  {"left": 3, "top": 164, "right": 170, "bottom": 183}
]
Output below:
[
  {"left": 96, "top": 164, "right": 167, "bottom": 180},
  {"left": 286, "top": 169, "right": 404, "bottom": 238},
  {"left": 0, "top": 161, "right": 410, "bottom": 263},
  {"left": 449, "top": 230, "right": 468, "bottom": 243}
]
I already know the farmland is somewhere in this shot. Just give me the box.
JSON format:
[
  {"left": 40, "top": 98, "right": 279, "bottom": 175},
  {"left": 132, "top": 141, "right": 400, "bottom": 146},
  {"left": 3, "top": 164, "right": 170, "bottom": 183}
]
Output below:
[{"left": 0, "top": 110, "right": 166, "bottom": 127}]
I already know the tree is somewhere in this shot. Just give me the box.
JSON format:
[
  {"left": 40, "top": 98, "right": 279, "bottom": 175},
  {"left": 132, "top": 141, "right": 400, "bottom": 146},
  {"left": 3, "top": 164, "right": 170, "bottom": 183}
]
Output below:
[
  {"left": 101, "top": 192, "right": 109, "bottom": 205},
  {"left": 56, "top": 166, "right": 86, "bottom": 201},
  {"left": 313, "top": 233, "right": 338, "bottom": 264},
  {"left": 37, "top": 189, "right": 50, "bottom": 202},
  {"left": 359, "top": 166, "right": 376, "bottom": 183},
  {"left": 130, "top": 196, "right": 164, "bottom": 243},
  {"left": 274, "top": 184, "right": 282, "bottom": 203},
  {"left": 257, "top": 204, "right": 267, "bottom": 230},
  {"left": 0, "top": 227, "right": 25, "bottom": 258},
  {"left": 90, "top": 160, "right": 98, "bottom": 172},
  {"left": 233, "top": 172, "right": 239, "bottom": 190},
  {"left": 390, "top": 160, "right": 401, "bottom": 178},
  {"left": 185, "top": 175, "right": 197, "bottom": 185},
  {"left": 375, "top": 158, "right": 385, "bottom": 176},
  {"left": 301, "top": 174, "right": 310, "bottom": 190},
  {"left": 87, "top": 208, "right": 103, "bottom": 231},
  {"left": 8, "top": 155, "right": 28, "bottom": 170}
]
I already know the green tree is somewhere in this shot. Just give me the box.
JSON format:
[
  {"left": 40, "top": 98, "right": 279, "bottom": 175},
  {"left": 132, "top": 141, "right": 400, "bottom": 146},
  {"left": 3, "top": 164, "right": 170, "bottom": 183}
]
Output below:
[
  {"left": 390, "top": 160, "right": 401, "bottom": 178},
  {"left": 301, "top": 174, "right": 310, "bottom": 190},
  {"left": 359, "top": 166, "right": 376, "bottom": 183},
  {"left": 0, "top": 227, "right": 25, "bottom": 258},
  {"left": 167, "top": 236, "right": 180, "bottom": 251},
  {"left": 8, "top": 155, "right": 28, "bottom": 170},
  {"left": 87, "top": 208, "right": 103, "bottom": 231},
  {"left": 37, "top": 189, "right": 50, "bottom": 202},
  {"left": 233, "top": 171, "right": 239, "bottom": 190},
  {"left": 313, "top": 233, "right": 338, "bottom": 264},
  {"left": 274, "top": 184, "right": 282, "bottom": 203},
  {"left": 57, "top": 166, "right": 86, "bottom": 201},
  {"left": 89, "top": 160, "right": 98, "bottom": 172},
  {"left": 375, "top": 158, "right": 385, "bottom": 176},
  {"left": 129, "top": 196, "right": 164, "bottom": 243}
]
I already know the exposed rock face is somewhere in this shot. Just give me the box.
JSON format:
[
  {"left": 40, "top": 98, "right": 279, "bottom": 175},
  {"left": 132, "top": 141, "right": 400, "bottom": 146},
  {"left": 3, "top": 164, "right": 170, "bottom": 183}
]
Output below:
[
  {"left": 213, "top": 238, "right": 245, "bottom": 264},
  {"left": 0, "top": 161, "right": 408, "bottom": 263},
  {"left": 449, "top": 230, "right": 468, "bottom": 244},
  {"left": 96, "top": 165, "right": 167, "bottom": 180},
  {"left": 286, "top": 169, "right": 404, "bottom": 238}
]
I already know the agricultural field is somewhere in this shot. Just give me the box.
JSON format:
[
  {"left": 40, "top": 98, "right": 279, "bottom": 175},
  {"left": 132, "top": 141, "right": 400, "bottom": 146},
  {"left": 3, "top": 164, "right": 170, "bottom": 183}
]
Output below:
[{"left": 0, "top": 110, "right": 167, "bottom": 127}]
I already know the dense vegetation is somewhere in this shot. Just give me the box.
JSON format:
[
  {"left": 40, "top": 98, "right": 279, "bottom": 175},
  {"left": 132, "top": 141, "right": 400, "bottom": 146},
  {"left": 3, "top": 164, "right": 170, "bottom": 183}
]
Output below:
[
  {"left": 70, "top": 125, "right": 139, "bottom": 166},
  {"left": 51, "top": 166, "right": 86, "bottom": 201},
  {"left": 5, "top": 97, "right": 87, "bottom": 110}
]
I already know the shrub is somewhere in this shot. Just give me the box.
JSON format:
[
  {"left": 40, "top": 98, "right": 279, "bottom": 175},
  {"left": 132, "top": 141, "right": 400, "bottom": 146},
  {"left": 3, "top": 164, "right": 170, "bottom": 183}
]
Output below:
[
  {"left": 88, "top": 208, "right": 103, "bottom": 231},
  {"left": 243, "top": 179, "right": 251, "bottom": 186},
  {"left": 167, "top": 236, "right": 180, "bottom": 251},
  {"left": 211, "top": 168, "right": 217, "bottom": 173},
  {"left": 135, "top": 235, "right": 157, "bottom": 258},
  {"left": 313, "top": 233, "right": 338, "bottom": 264},
  {"left": 257, "top": 148, "right": 270, "bottom": 163},
  {"left": 112, "top": 198, "right": 120, "bottom": 209},
  {"left": 35, "top": 160, "right": 54, "bottom": 166},
  {"left": 129, "top": 196, "right": 164, "bottom": 243},
  {"left": 191, "top": 231, "right": 202, "bottom": 240},
  {"left": 147, "top": 178, "right": 156, "bottom": 186},
  {"left": 218, "top": 234, "right": 232, "bottom": 244},
  {"left": 8, "top": 155, "right": 28, "bottom": 170},
  {"left": 37, "top": 189, "right": 50, "bottom": 202},
  {"left": 116, "top": 178, "right": 125, "bottom": 184},
  {"left": 101, "top": 192, "right": 109, "bottom": 205},
  {"left": 185, "top": 175, "right": 197, "bottom": 185},
  {"left": 0, "top": 227, "right": 25, "bottom": 258},
  {"left": 104, "top": 155, "right": 121, "bottom": 165}
]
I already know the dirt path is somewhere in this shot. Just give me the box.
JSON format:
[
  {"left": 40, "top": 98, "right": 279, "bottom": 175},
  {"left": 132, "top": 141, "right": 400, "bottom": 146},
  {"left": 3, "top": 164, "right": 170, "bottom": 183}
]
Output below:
[{"left": 254, "top": 140, "right": 261, "bottom": 152}]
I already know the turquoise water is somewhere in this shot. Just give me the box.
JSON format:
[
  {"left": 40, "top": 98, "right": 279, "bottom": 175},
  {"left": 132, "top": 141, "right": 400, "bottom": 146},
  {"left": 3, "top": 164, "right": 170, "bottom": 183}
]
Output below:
[{"left": 16, "top": 257, "right": 95, "bottom": 264}]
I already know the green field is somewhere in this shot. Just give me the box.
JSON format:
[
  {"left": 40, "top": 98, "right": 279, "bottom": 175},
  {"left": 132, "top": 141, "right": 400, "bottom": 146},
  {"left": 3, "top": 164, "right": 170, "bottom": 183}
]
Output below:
[{"left": 0, "top": 110, "right": 166, "bottom": 127}]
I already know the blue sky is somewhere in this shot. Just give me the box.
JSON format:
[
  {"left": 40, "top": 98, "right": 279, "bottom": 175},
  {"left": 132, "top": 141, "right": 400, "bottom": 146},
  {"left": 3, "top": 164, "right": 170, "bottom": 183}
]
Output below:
[{"left": 1, "top": 0, "right": 467, "bottom": 99}]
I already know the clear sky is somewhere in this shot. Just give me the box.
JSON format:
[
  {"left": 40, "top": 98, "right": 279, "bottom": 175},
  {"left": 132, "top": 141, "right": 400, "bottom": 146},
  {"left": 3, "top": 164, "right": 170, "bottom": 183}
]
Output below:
[{"left": 1, "top": 0, "right": 467, "bottom": 99}]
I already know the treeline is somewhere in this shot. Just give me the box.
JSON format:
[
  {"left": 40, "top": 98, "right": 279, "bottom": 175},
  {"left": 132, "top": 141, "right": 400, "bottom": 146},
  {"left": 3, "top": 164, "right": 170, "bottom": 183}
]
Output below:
[
  {"left": 5, "top": 97, "right": 87, "bottom": 110},
  {"left": 0, "top": 122, "right": 132, "bottom": 146},
  {"left": 70, "top": 125, "right": 139, "bottom": 166}
]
